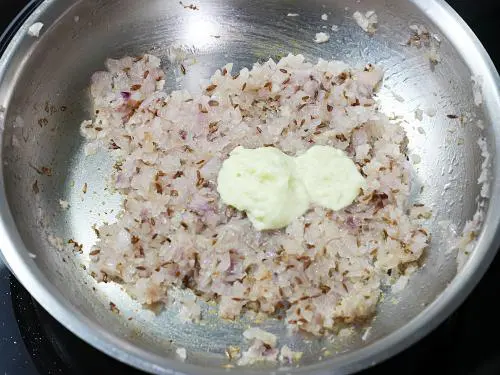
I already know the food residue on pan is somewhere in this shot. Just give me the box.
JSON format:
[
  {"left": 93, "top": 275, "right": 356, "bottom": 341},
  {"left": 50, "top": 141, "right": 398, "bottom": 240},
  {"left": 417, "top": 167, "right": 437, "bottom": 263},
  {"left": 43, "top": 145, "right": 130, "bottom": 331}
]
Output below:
[
  {"left": 353, "top": 11, "right": 378, "bottom": 34},
  {"left": 279, "top": 345, "right": 303, "bottom": 364},
  {"left": 28, "top": 22, "right": 44, "bottom": 37},
  {"left": 314, "top": 32, "right": 330, "bottom": 43},
  {"left": 59, "top": 199, "right": 70, "bottom": 210},
  {"left": 361, "top": 326, "right": 373, "bottom": 341},
  {"left": 109, "top": 301, "right": 120, "bottom": 314},
  {"left": 11, "top": 135, "right": 20, "bottom": 148},
  {"left": 238, "top": 328, "right": 279, "bottom": 365},
  {"left": 414, "top": 108, "right": 424, "bottom": 121},
  {"left": 471, "top": 75, "right": 483, "bottom": 106},
  {"left": 176, "top": 347, "right": 187, "bottom": 361},
  {"left": 29, "top": 164, "right": 52, "bottom": 177},
  {"left": 32, "top": 180, "right": 39, "bottom": 194},
  {"left": 13, "top": 115, "right": 24, "bottom": 128},
  {"left": 48, "top": 234, "right": 65, "bottom": 251},
  {"left": 179, "top": 1, "right": 199, "bottom": 10},
  {"left": 425, "top": 107, "right": 437, "bottom": 117},
  {"left": 225, "top": 345, "right": 241, "bottom": 361},
  {"left": 0, "top": 105, "right": 5, "bottom": 131},
  {"left": 406, "top": 24, "right": 441, "bottom": 65},
  {"left": 41, "top": 166, "right": 52, "bottom": 176}
]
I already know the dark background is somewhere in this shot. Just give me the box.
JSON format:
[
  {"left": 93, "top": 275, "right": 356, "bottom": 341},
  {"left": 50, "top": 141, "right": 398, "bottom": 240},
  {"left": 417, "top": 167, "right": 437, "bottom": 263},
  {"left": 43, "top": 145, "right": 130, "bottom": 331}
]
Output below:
[{"left": 1, "top": 1, "right": 500, "bottom": 374}]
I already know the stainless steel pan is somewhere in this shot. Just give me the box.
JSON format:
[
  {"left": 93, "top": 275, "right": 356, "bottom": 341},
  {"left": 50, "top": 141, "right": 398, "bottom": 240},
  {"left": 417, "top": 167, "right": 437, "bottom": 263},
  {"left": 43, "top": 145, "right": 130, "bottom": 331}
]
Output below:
[{"left": 1, "top": 0, "right": 499, "bottom": 374}]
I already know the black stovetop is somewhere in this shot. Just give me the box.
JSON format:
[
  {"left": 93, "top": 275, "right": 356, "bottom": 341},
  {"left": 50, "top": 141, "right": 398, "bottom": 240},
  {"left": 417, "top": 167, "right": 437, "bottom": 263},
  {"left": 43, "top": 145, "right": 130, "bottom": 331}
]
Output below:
[{"left": 1, "top": 1, "right": 500, "bottom": 374}]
